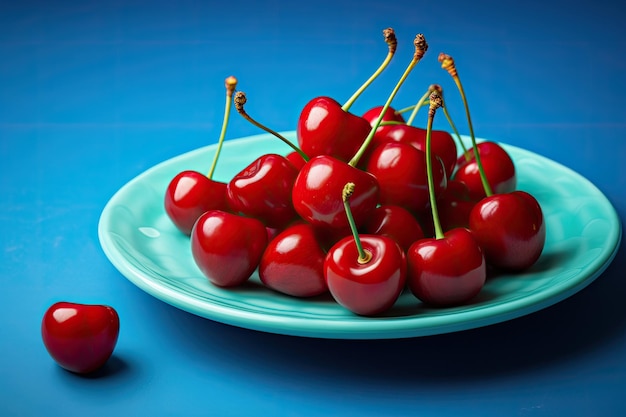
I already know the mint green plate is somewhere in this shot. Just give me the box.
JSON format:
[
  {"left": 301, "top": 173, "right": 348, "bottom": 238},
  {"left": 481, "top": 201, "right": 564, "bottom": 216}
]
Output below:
[{"left": 98, "top": 132, "right": 621, "bottom": 339}]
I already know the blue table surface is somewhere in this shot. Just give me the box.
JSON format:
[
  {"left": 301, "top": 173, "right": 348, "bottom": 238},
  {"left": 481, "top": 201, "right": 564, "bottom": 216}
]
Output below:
[{"left": 2, "top": 1, "right": 625, "bottom": 416}]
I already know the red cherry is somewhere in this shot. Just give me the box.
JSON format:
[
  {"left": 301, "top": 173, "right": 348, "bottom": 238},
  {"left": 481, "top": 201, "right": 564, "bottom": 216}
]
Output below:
[
  {"left": 358, "top": 106, "right": 406, "bottom": 167},
  {"left": 407, "top": 228, "right": 486, "bottom": 306},
  {"left": 437, "top": 179, "right": 476, "bottom": 231},
  {"left": 227, "top": 154, "right": 300, "bottom": 229},
  {"left": 191, "top": 210, "right": 268, "bottom": 287},
  {"left": 325, "top": 235, "right": 406, "bottom": 316},
  {"left": 259, "top": 222, "right": 328, "bottom": 297},
  {"left": 310, "top": 224, "right": 351, "bottom": 252},
  {"left": 427, "top": 130, "right": 458, "bottom": 178},
  {"left": 454, "top": 141, "right": 516, "bottom": 201},
  {"left": 41, "top": 302, "right": 120, "bottom": 374},
  {"left": 366, "top": 142, "right": 446, "bottom": 215},
  {"left": 285, "top": 151, "right": 307, "bottom": 170},
  {"left": 164, "top": 170, "right": 229, "bottom": 236},
  {"left": 368, "top": 124, "right": 457, "bottom": 178},
  {"left": 164, "top": 76, "right": 238, "bottom": 235},
  {"left": 291, "top": 155, "right": 379, "bottom": 230},
  {"left": 469, "top": 190, "right": 546, "bottom": 271},
  {"left": 363, "top": 205, "right": 424, "bottom": 252},
  {"left": 362, "top": 105, "right": 405, "bottom": 127},
  {"left": 405, "top": 91, "right": 486, "bottom": 307},
  {"left": 296, "top": 96, "right": 372, "bottom": 162}
]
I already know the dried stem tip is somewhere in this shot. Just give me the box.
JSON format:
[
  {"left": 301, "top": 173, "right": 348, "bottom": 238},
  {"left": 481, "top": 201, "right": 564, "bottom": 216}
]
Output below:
[
  {"left": 383, "top": 27, "right": 398, "bottom": 54},
  {"left": 234, "top": 91, "right": 247, "bottom": 113},
  {"left": 342, "top": 182, "right": 355, "bottom": 202},
  {"left": 413, "top": 34, "right": 428, "bottom": 60},
  {"left": 438, "top": 53, "right": 458, "bottom": 77},
  {"left": 225, "top": 76, "right": 238, "bottom": 96},
  {"left": 428, "top": 92, "right": 443, "bottom": 118},
  {"left": 429, "top": 84, "right": 443, "bottom": 95}
]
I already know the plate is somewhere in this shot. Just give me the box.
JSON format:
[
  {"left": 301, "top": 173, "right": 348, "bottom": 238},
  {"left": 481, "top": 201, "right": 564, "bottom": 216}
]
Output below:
[{"left": 98, "top": 132, "right": 622, "bottom": 339}]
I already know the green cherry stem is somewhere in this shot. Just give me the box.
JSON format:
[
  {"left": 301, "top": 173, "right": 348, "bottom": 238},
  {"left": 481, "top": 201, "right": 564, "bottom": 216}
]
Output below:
[
  {"left": 405, "top": 84, "right": 440, "bottom": 126},
  {"left": 439, "top": 53, "right": 492, "bottom": 196},
  {"left": 207, "top": 76, "right": 237, "bottom": 179},
  {"left": 342, "top": 182, "right": 372, "bottom": 264},
  {"left": 405, "top": 85, "right": 468, "bottom": 155},
  {"left": 349, "top": 33, "right": 429, "bottom": 167},
  {"left": 394, "top": 104, "right": 423, "bottom": 116},
  {"left": 234, "top": 91, "right": 309, "bottom": 162},
  {"left": 441, "top": 105, "right": 469, "bottom": 156},
  {"left": 425, "top": 92, "right": 445, "bottom": 240},
  {"left": 342, "top": 28, "right": 398, "bottom": 112}
]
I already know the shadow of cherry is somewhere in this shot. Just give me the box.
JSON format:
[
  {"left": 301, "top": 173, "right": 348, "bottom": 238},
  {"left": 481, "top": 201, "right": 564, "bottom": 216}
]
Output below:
[{"left": 56, "top": 355, "right": 131, "bottom": 380}]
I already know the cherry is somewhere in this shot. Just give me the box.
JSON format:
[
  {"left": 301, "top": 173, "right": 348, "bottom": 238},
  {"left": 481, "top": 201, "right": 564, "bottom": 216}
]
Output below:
[
  {"left": 191, "top": 210, "right": 268, "bottom": 287},
  {"left": 438, "top": 53, "right": 545, "bottom": 270},
  {"left": 469, "top": 190, "right": 546, "bottom": 271},
  {"left": 363, "top": 204, "right": 424, "bottom": 252},
  {"left": 366, "top": 141, "right": 447, "bottom": 214},
  {"left": 228, "top": 91, "right": 310, "bottom": 229},
  {"left": 227, "top": 153, "right": 300, "bottom": 229},
  {"left": 291, "top": 155, "right": 379, "bottom": 229},
  {"left": 324, "top": 183, "right": 406, "bottom": 316},
  {"left": 438, "top": 53, "right": 515, "bottom": 200},
  {"left": 406, "top": 92, "right": 486, "bottom": 306},
  {"left": 164, "top": 171, "right": 229, "bottom": 235},
  {"left": 259, "top": 222, "right": 328, "bottom": 297},
  {"left": 293, "top": 34, "right": 429, "bottom": 230},
  {"left": 164, "top": 76, "right": 237, "bottom": 235},
  {"left": 296, "top": 96, "right": 373, "bottom": 162},
  {"left": 361, "top": 123, "right": 457, "bottom": 178},
  {"left": 358, "top": 104, "right": 406, "bottom": 166},
  {"left": 41, "top": 302, "right": 120, "bottom": 374},
  {"left": 297, "top": 28, "right": 398, "bottom": 161},
  {"left": 361, "top": 105, "right": 405, "bottom": 126},
  {"left": 437, "top": 179, "right": 476, "bottom": 231},
  {"left": 408, "top": 228, "right": 486, "bottom": 306},
  {"left": 285, "top": 151, "right": 307, "bottom": 170},
  {"left": 454, "top": 141, "right": 516, "bottom": 201},
  {"left": 379, "top": 84, "right": 458, "bottom": 177}
]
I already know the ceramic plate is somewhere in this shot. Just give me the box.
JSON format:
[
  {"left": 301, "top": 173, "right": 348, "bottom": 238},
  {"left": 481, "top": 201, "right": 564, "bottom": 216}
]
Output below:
[{"left": 98, "top": 132, "right": 621, "bottom": 339}]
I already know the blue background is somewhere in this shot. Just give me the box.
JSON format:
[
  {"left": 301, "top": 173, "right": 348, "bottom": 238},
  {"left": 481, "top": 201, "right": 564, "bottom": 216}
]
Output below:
[{"left": 1, "top": 0, "right": 625, "bottom": 416}]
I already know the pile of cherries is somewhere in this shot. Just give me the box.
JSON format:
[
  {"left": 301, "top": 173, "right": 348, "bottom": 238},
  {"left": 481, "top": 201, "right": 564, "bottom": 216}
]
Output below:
[{"left": 164, "top": 30, "right": 546, "bottom": 316}]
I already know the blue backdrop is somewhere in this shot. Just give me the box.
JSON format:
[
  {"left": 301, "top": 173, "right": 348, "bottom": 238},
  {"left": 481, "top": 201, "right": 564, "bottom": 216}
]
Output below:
[{"left": 1, "top": 1, "right": 625, "bottom": 416}]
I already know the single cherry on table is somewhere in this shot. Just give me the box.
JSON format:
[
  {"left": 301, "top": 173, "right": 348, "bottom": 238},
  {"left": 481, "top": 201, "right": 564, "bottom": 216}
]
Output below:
[{"left": 41, "top": 302, "right": 120, "bottom": 374}]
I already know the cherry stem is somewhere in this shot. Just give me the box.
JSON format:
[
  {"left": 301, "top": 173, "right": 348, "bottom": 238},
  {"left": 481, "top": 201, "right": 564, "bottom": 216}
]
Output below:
[
  {"left": 405, "top": 89, "right": 430, "bottom": 126},
  {"left": 406, "top": 84, "right": 440, "bottom": 126},
  {"left": 441, "top": 105, "right": 469, "bottom": 155},
  {"left": 439, "top": 53, "right": 492, "bottom": 196},
  {"left": 405, "top": 85, "right": 468, "bottom": 155},
  {"left": 207, "top": 76, "right": 237, "bottom": 179},
  {"left": 342, "top": 182, "right": 371, "bottom": 264},
  {"left": 234, "top": 91, "right": 309, "bottom": 162},
  {"left": 341, "top": 28, "right": 398, "bottom": 112},
  {"left": 425, "top": 93, "right": 445, "bottom": 240},
  {"left": 349, "top": 34, "right": 428, "bottom": 167}
]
